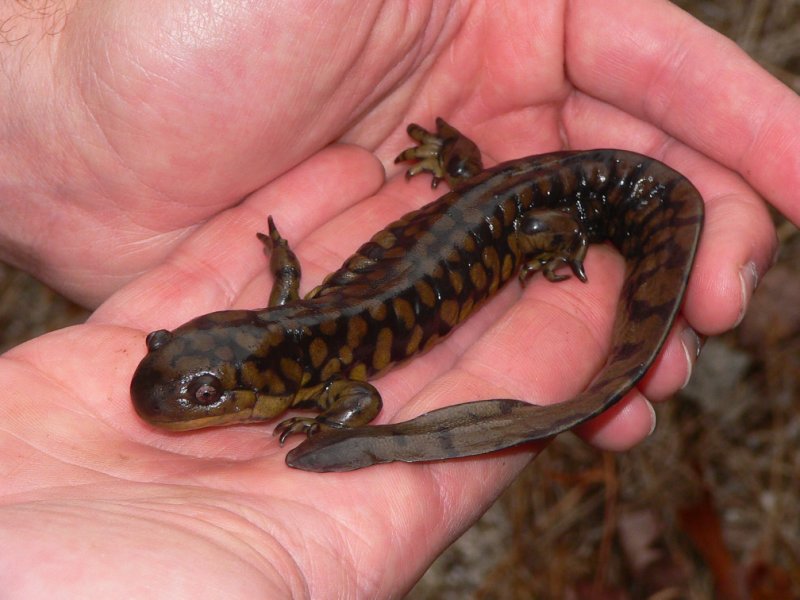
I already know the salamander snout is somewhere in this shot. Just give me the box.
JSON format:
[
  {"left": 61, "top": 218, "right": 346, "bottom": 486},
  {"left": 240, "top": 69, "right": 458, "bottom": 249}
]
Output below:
[{"left": 130, "top": 325, "right": 261, "bottom": 431}]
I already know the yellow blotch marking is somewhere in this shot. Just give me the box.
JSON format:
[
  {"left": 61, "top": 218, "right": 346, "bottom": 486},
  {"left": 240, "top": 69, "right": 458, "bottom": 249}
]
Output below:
[
  {"left": 191, "top": 332, "right": 215, "bottom": 352},
  {"left": 253, "top": 393, "right": 292, "bottom": 419},
  {"left": 392, "top": 297, "right": 415, "bottom": 330},
  {"left": 372, "top": 328, "right": 393, "bottom": 371},
  {"left": 537, "top": 177, "right": 553, "bottom": 197},
  {"left": 347, "top": 316, "right": 368, "bottom": 348},
  {"left": 321, "top": 358, "right": 342, "bottom": 380},
  {"left": 369, "top": 302, "right": 388, "bottom": 321},
  {"left": 280, "top": 358, "right": 303, "bottom": 383},
  {"left": 339, "top": 345, "right": 353, "bottom": 364},
  {"left": 465, "top": 206, "right": 484, "bottom": 223},
  {"left": 206, "top": 310, "right": 250, "bottom": 324},
  {"left": 384, "top": 246, "right": 406, "bottom": 259},
  {"left": 415, "top": 280, "right": 437, "bottom": 307},
  {"left": 214, "top": 345, "right": 234, "bottom": 362},
  {"left": 482, "top": 247, "right": 501, "bottom": 292},
  {"left": 347, "top": 255, "right": 376, "bottom": 272},
  {"left": 470, "top": 262, "right": 487, "bottom": 290},
  {"left": 372, "top": 230, "right": 397, "bottom": 249},
  {"left": 406, "top": 324, "right": 424, "bottom": 356},
  {"left": 240, "top": 361, "right": 269, "bottom": 389},
  {"left": 309, "top": 337, "right": 328, "bottom": 369},
  {"left": 440, "top": 299, "right": 459, "bottom": 327},
  {"left": 402, "top": 223, "right": 421, "bottom": 237},
  {"left": 218, "top": 364, "right": 237, "bottom": 389},
  {"left": 175, "top": 354, "right": 211, "bottom": 374},
  {"left": 501, "top": 254, "right": 514, "bottom": 281},
  {"left": 418, "top": 231, "right": 437, "bottom": 246},
  {"left": 462, "top": 234, "right": 476, "bottom": 253},
  {"left": 423, "top": 333, "right": 440, "bottom": 352},
  {"left": 265, "top": 328, "right": 285, "bottom": 346},
  {"left": 449, "top": 271, "right": 464, "bottom": 295},
  {"left": 502, "top": 199, "right": 517, "bottom": 225},
  {"left": 264, "top": 369, "right": 287, "bottom": 395},
  {"left": 438, "top": 213, "right": 456, "bottom": 229},
  {"left": 319, "top": 319, "right": 338, "bottom": 336},
  {"left": 350, "top": 362, "right": 368, "bottom": 381},
  {"left": 234, "top": 330, "right": 260, "bottom": 350},
  {"left": 482, "top": 246, "right": 499, "bottom": 271},
  {"left": 459, "top": 297, "right": 475, "bottom": 322},
  {"left": 517, "top": 187, "right": 533, "bottom": 209}
]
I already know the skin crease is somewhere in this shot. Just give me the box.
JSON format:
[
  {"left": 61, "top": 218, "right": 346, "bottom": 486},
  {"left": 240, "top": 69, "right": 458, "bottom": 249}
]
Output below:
[{"left": 0, "top": 0, "right": 795, "bottom": 596}]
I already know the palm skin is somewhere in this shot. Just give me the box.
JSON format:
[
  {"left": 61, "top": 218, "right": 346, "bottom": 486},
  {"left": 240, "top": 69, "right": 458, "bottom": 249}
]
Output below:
[{"left": 0, "top": 1, "right": 795, "bottom": 597}]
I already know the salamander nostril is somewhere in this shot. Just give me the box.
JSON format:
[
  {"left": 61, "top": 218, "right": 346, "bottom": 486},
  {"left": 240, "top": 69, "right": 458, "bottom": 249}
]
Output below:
[{"left": 145, "top": 329, "right": 173, "bottom": 351}]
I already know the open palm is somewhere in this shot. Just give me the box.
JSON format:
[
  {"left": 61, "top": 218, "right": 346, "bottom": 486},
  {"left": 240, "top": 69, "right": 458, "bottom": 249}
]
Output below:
[{"left": 1, "top": 1, "right": 795, "bottom": 596}]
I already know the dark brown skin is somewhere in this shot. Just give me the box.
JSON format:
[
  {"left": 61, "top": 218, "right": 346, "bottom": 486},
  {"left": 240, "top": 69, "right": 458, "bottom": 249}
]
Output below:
[{"left": 130, "top": 118, "right": 703, "bottom": 471}]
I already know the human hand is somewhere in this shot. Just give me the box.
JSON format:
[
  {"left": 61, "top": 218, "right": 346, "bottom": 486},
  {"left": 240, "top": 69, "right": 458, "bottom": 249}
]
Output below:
[{"left": 2, "top": 0, "right": 796, "bottom": 596}]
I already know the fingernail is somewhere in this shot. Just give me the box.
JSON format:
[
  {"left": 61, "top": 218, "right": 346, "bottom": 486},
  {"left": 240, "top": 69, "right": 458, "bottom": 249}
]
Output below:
[
  {"left": 645, "top": 399, "right": 657, "bottom": 436},
  {"left": 679, "top": 326, "right": 701, "bottom": 389},
  {"left": 735, "top": 261, "right": 759, "bottom": 327}
]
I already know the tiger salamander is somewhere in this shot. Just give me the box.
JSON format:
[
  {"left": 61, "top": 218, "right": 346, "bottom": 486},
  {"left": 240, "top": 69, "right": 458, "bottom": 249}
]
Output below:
[{"left": 130, "top": 118, "right": 703, "bottom": 472}]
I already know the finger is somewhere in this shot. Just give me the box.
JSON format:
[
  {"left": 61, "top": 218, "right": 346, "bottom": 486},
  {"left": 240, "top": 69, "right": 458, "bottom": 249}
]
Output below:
[
  {"left": 573, "top": 391, "right": 656, "bottom": 451},
  {"left": 93, "top": 145, "right": 384, "bottom": 330},
  {"left": 638, "top": 318, "right": 702, "bottom": 403},
  {"left": 563, "top": 94, "right": 777, "bottom": 337},
  {"left": 567, "top": 0, "right": 800, "bottom": 223},
  {"left": 572, "top": 319, "right": 701, "bottom": 451}
]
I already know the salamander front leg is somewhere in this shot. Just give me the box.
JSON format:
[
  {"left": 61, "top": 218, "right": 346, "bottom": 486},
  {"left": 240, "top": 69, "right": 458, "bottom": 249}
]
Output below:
[
  {"left": 257, "top": 216, "right": 302, "bottom": 307},
  {"left": 518, "top": 209, "right": 589, "bottom": 284},
  {"left": 273, "top": 379, "right": 383, "bottom": 444},
  {"left": 394, "top": 117, "right": 484, "bottom": 189}
]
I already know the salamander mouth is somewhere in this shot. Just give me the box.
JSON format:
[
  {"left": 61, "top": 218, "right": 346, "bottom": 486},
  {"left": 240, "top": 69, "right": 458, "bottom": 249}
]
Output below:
[{"left": 142, "top": 410, "right": 258, "bottom": 431}]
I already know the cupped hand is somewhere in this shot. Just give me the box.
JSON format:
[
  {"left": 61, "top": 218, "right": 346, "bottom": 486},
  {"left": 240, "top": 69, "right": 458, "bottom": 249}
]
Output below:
[{"left": 1, "top": 0, "right": 796, "bottom": 597}]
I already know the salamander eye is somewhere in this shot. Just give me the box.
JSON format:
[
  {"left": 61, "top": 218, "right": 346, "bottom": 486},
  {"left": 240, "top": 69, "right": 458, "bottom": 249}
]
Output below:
[{"left": 187, "top": 375, "right": 223, "bottom": 406}]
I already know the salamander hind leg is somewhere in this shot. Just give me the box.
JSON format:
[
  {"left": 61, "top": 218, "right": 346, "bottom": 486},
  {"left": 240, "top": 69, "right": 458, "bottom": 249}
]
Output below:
[
  {"left": 257, "top": 216, "right": 302, "bottom": 307},
  {"left": 517, "top": 209, "right": 589, "bottom": 284},
  {"left": 273, "top": 379, "right": 383, "bottom": 444},
  {"left": 394, "top": 117, "right": 484, "bottom": 189}
]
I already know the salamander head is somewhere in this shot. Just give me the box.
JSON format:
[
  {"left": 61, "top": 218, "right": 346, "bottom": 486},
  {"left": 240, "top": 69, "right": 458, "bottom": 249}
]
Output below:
[{"left": 130, "top": 312, "right": 296, "bottom": 430}]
